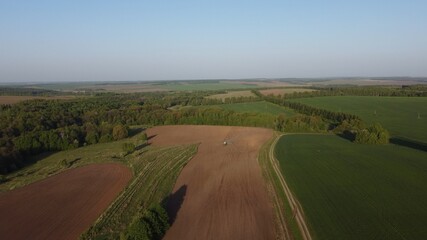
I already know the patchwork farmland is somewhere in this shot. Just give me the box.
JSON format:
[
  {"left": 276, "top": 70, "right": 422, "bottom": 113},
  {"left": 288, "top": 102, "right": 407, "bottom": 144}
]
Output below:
[{"left": 1, "top": 82, "right": 427, "bottom": 240}]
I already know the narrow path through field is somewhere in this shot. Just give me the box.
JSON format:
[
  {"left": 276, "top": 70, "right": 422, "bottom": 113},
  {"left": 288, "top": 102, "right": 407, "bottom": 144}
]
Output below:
[
  {"left": 0, "top": 163, "right": 132, "bottom": 240},
  {"left": 269, "top": 134, "right": 313, "bottom": 240}
]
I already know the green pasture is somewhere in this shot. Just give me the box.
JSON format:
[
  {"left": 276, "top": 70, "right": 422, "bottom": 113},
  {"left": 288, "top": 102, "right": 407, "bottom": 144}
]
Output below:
[
  {"left": 291, "top": 96, "right": 427, "bottom": 142},
  {"left": 275, "top": 134, "right": 427, "bottom": 240}
]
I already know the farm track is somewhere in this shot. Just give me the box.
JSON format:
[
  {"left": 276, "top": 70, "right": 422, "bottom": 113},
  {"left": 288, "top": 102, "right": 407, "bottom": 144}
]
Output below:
[
  {"left": 258, "top": 134, "right": 292, "bottom": 240},
  {"left": 269, "top": 134, "right": 312, "bottom": 240}
]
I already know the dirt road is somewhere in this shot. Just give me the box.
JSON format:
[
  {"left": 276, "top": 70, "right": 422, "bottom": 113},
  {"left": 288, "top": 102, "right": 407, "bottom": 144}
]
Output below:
[
  {"left": 147, "top": 125, "right": 276, "bottom": 240},
  {"left": 269, "top": 134, "right": 312, "bottom": 240},
  {"left": 0, "top": 163, "right": 132, "bottom": 240}
]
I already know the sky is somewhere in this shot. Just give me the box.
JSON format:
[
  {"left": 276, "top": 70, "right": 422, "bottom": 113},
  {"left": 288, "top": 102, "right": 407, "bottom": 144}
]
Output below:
[{"left": 0, "top": 0, "right": 426, "bottom": 82}]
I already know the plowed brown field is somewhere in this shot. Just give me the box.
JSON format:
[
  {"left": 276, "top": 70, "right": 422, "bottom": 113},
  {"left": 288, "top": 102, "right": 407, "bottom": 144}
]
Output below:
[
  {"left": 147, "top": 125, "right": 275, "bottom": 240},
  {"left": 0, "top": 163, "right": 131, "bottom": 240}
]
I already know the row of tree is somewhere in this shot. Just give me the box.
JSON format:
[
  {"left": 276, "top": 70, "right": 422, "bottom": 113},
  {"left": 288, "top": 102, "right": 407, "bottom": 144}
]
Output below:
[
  {"left": 256, "top": 85, "right": 427, "bottom": 99},
  {"left": 0, "top": 87, "right": 66, "bottom": 96},
  {"left": 253, "top": 91, "right": 360, "bottom": 123},
  {"left": 334, "top": 119, "right": 389, "bottom": 144},
  {"left": 260, "top": 90, "right": 391, "bottom": 144},
  {"left": 274, "top": 114, "right": 329, "bottom": 133}
]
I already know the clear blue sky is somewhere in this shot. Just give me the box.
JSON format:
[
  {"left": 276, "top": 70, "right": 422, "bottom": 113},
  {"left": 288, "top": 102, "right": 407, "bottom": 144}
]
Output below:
[{"left": 1, "top": 0, "right": 426, "bottom": 82}]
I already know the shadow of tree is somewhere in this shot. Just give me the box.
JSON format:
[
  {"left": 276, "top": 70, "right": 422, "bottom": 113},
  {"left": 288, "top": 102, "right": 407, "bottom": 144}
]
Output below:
[
  {"left": 135, "top": 142, "right": 151, "bottom": 151},
  {"left": 128, "top": 127, "right": 145, "bottom": 137},
  {"left": 161, "top": 185, "right": 187, "bottom": 225},
  {"left": 390, "top": 137, "right": 427, "bottom": 152},
  {"left": 147, "top": 134, "right": 157, "bottom": 141},
  {"left": 336, "top": 130, "right": 356, "bottom": 142}
]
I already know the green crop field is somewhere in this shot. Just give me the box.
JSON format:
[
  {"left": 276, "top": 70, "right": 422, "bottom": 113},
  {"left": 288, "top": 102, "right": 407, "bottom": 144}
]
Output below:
[
  {"left": 291, "top": 96, "right": 427, "bottom": 142},
  {"left": 275, "top": 134, "right": 427, "bottom": 240},
  {"left": 219, "top": 101, "right": 296, "bottom": 115}
]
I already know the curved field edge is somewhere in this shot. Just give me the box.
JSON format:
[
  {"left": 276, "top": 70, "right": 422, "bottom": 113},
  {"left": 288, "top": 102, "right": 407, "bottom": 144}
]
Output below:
[
  {"left": 275, "top": 134, "right": 427, "bottom": 240},
  {"left": 0, "top": 132, "right": 146, "bottom": 192},
  {"left": 81, "top": 144, "right": 198, "bottom": 239},
  {"left": 258, "top": 132, "right": 308, "bottom": 240}
]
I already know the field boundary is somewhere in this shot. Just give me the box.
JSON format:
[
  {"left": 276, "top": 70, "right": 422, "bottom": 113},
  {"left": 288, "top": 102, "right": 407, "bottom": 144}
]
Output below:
[
  {"left": 269, "top": 134, "right": 313, "bottom": 240},
  {"left": 258, "top": 133, "right": 292, "bottom": 239}
]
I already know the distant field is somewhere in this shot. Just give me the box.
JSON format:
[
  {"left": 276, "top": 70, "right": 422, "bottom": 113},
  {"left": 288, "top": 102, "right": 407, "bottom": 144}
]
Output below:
[
  {"left": 312, "top": 78, "right": 425, "bottom": 86},
  {"left": 206, "top": 90, "right": 256, "bottom": 100},
  {"left": 276, "top": 134, "right": 427, "bottom": 240},
  {"left": 0, "top": 95, "right": 77, "bottom": 105},
  {"left": 28, "top": 81, "right": 261, "bottom": 92},
  {"left": 219, "top": 101, "right": 295, "bottom": 116},
  {"left": 259, "top": 88, "right": 316, "bottom": 96},
  {"left": 291, "top": 96, "right": 427, "bottom": 142},
  {"left": 157, "top": 81, "right": 259, "bottom": 91}
]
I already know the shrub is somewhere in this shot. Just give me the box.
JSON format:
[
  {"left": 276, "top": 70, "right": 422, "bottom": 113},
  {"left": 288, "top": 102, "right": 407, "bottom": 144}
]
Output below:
[
  {"left": 113, "top": 124, "right": 129, "bottom": 141},
  {"left": 355, "top": 123, "right": 389, "bottom": 144},
  {"left": 123, "top": 204, "right": 169, "bottom": 240},
  {"left": 122, "top": 143, "right": 136, "bottom": 154},
  {"left": 140, "top": 132, "right": 148, "bottom": 141}
]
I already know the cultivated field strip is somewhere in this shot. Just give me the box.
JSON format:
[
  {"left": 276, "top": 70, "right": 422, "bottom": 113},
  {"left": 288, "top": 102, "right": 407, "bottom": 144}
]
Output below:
[{"left": 81, "top": 144, "right": 198, "bottom": 239}]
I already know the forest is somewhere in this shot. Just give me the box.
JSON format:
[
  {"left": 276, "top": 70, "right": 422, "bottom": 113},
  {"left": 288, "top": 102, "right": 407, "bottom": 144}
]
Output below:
[{"left": 1, "top": 85, "right": 425, "bottom": 173}]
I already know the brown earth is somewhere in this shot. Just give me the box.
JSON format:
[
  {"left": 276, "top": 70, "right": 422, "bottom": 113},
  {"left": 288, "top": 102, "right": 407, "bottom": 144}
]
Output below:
[
  {"left": 0, "top": 163, "right": 132, "bottom": 240},
  {"left": 147, "top": 125, "right": 276, "bottom": 240}
]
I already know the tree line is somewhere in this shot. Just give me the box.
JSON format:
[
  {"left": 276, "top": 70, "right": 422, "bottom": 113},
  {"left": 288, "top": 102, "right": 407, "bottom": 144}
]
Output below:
[
  {"left": 0, "top": 94, "right": 274, "bottom": 173},
  {"left": 333, "top": 119, "right": 389, "bottom": 144},
  {"left": 254, "top": 90, "right": 390, "bottom": 144},
  {"left": 0, "top": 87, "right": 68, "bottom": 96},
  {"left": 253, "top": 90, "right": 361, "bottom": 123},
  {"left": 255, "top": 85, "right": 427, "bottom": 99}
]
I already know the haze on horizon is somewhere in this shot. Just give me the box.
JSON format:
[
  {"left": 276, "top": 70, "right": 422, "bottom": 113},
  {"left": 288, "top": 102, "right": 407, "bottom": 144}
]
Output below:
[{"left": 1, "top": 0, "right": 426, "bottom": 83}]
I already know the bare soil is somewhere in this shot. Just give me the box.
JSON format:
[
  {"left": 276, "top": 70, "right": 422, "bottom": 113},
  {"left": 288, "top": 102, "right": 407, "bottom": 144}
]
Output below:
[
  {"left": 0, "top": 163, "right": 132, "bottom": 240},
  {"left": 147, "top": 125, "right": 276, "bottom": 240}
]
